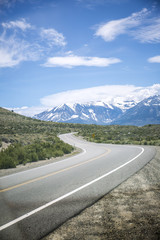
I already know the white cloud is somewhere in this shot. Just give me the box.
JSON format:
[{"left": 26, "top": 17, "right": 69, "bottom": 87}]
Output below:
[
  {"left": 40, "top": 84, "right": 160, "bottom": 107},
  {"left": 95, "top": 8, "right": 160, "bottom": 43},
  {"left": 133, "top": 18, "right": 160, "bottom": 43},
  {"left": 43, "top": 54, "right": 121, "bottom": 68},
  {"left": 95, "top": 8, "right": 149, "bottom": 41},
  {"left": 40, "top": 28, "right": 67, "bottom": 47},
  {"left": 148, "top": 55, "right": 160, "bottom": 63},
  {"left": 2, "top": 18, "right": 32, "bottom": 31}
]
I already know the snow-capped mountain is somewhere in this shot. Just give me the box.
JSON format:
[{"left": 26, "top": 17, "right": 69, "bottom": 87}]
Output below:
[
  {"left": 34, "top": 102, "right": 123, "bottom": 125},
  {"left": 112, "top": 99, "right": 136, "bottom": 111},
  {"left": 112, "top": 95, "right": 160, "bottom": 126},
  {"left": 34, "top": 95, "right": 160, "bottom": 126}
]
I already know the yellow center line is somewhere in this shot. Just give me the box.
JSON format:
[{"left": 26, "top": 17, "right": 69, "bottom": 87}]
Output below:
[{"left": 0, "top": 148, "right": 111, "bottom": 193}]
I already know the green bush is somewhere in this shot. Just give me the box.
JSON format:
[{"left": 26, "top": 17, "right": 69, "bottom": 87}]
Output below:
[
  {"left": 0, "top": 154, "right": 16, "bottom": 169},
  {"left": 77, "top": 124, "right": 160, "bottom": 146},
  {"left": 53, "top": 150, "right": 64, "bottom": 157},
  {"left": 0, "top": 138, "right": 73, "bottom": 169}
]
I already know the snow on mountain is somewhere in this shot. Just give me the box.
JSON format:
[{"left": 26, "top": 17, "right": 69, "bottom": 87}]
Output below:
[
  {"left": 112, "top": 95, "right": 160, "bottom": 126},
  {"left": 34, "top": 102, "right": 122, "bottom": 125},
  {"left": 34, "top": 95, "right": 160, "bottom": 126},
  {"left": 110, "top": 98, "right": 137, "bottom": 111}
]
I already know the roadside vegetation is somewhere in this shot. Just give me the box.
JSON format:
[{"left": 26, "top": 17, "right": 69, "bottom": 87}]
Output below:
[
  {"left": 77, "top": 124, "right": 160, "bottom": 146},
  {"left": 0, "top": 107, "right": 75, "bottom": 169},
  {"left": 0, "top": 107, "right": 160, "bottom": 169},
  {"left": 0, "top": 137, "right": 73, "bottom": 169}
]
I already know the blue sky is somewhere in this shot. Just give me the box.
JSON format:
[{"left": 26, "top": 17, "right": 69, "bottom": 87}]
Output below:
[{"left": 0, "top": 0, "right": 160, "bottom": 116}]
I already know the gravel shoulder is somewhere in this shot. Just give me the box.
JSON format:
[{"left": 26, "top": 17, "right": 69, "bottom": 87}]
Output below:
[{"left": 42, "top": 146, "right": 160, "bottom": 240}]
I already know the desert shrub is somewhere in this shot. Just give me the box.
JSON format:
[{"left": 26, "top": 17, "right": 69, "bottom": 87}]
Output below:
[
  {"left": 0, "top": 137, "right": 73, "bottom": 169},
  {"left": 0, "top": 153, "right": 16, "bottom": 169},
  {"left": 53, "top": 150, "right": 64, "bottom": 157},
  {"left": 62, "top": 145, "right": 71, "bottom": 154},
  {"left": 29, "top": 152, "right": 38, "bottom": 162},
  {"left": 77, "top": 124, "right": 160, "bottom": 146},
  {"left": 1, "top": 137, "right": 9, "bottom": 143}
]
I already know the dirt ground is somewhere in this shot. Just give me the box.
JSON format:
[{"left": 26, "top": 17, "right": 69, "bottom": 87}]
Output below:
[{"left": 42, "top": 146, "right": 160, "bottom": 240}]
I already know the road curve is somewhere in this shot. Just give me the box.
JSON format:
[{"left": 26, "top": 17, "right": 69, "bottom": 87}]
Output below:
[{"left": 0, "top": 133, "right": 155, "bottom": 240}]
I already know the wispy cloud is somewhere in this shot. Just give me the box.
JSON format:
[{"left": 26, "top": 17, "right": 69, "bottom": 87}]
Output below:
[
  {"left": 95, "top": 8, "right": 149, "bottom": 42},
  {"left": 43, "top": 54, "right": 121, "bottom": 68},
  {"left": 0, "top": 18, "right": 39, "bottom": 67},
  {"left": 0, "top": 18, "right": 67, "bottom": 67},
  {"left": 0, "top": 48, "right": 21, "bottom": 67},
  {"left": 95, "top": 7, "right": 160, "bottom": 44},
  {"left": 0, "top": 30, "right": 41, "bottom": 68},
  {"left": 95, "top": 8, "right": 160, "bottom": 43},
  {"left": 132, "top": 18, "right": 160, "bottom": 43},
  {"left": 2, "top": 18, "right": 32, "bottom": 31},
  {"left": 148, "top": 55, "right": 160, "bottom": 63},
  {"left": 40, "top": 28, "right": 67, "bottom": 47}
]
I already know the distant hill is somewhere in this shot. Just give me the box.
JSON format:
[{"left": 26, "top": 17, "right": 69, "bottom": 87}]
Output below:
[{"left": 0, "top": 107, "right": 78, "bottom": 136}]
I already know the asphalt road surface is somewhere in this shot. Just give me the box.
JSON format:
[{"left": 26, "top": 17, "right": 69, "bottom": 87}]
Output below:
[{"left": 0, "top": 133, "right": 155, "bottom": 240}]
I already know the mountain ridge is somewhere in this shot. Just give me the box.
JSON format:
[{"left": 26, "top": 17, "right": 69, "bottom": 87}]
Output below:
[
  {"left": 34, "top": 95, "right": 160, "bottom": 126},
  {"left": 112, "top": 95, "right": 160, "bottom": 126}
]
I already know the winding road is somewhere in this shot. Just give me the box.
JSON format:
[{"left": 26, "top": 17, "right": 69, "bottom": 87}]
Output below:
[{"left": 0, "top": 133, "right": 155, "bottom": 240}]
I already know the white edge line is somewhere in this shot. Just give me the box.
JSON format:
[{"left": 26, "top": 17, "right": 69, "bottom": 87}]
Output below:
[{"left": 0, "top": 147, "right": 144, "bottom": 231}]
